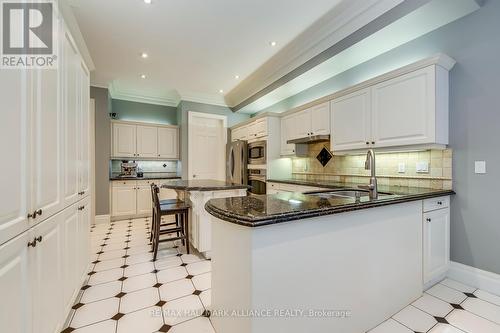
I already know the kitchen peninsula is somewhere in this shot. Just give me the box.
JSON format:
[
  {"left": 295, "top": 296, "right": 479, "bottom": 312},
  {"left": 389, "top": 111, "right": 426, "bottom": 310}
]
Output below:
[
  {"left": 205, "top": 184, "right": 454, "bottom": 333},
  {"left": 161, "top": 179, "right": 249, "bottom": 257}
]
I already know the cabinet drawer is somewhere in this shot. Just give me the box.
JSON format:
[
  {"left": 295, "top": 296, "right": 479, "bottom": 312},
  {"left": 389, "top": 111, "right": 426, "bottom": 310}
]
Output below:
[
  {"left": 423, "top": 196, "right": 449, "bottom": 212},
  {"left": 137, "top": 179, "right": 159, "bottom": 186},
  {"left": 112, "top": 180, "right": 137, "bottom": 188}
]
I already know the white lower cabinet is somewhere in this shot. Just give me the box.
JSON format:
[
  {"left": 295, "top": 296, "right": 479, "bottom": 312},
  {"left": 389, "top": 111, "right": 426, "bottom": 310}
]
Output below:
[
  {"left": 0, "top": 200, "right": 91, "bottom": 333},
  {"left": 137, "top": 186, "right": 152, "bottom": 215},
  {"left": 423, "top": 197, "right": 450, "bottom": 284},
  {"left": 0, "top": 232, "right": 32, "bottom": 333},
  {"left": 112, "top": 182, "right": 137, "bottom": 217}
]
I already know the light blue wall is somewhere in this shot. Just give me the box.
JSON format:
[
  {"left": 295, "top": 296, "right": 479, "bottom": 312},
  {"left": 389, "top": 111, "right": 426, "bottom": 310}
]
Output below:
[
  {"left": 112, "top": 99, "right": 177, "bottom": 125},
  {"left": 177, "top": 100, "right": 250, "bottom": 179},
  {"left": 252, "top": 0, "right": 500, "bottom": 275}
]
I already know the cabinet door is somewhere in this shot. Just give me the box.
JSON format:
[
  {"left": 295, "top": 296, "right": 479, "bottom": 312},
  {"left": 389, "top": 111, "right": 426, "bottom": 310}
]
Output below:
[
  {"left": 136, "top": 125, "right": 158, "bottom": 158},
  {"left": 0, "top": 232, "right": 32, "bottom": 333},
  {"left": 78, "top": 63, "right": 91, "bottom": 196},
  {"left": 78, "top": 197, "right": 91, "bottom": 278},
  {"left": 280, "top": 115, "right": 296, "bottom": 155},
  {"left": 423, "top": 208, "right": 450, "bottom": 283},
  {"left": 253, "top": 118, "right": 268, "bottom": 138},
  {"left": 231, "top": 126, "right": 242, "bottom": 142},
  {"left": 31, "top": 63, "right": 65, "bottom": 225},
  {"left": 0, "top": 69, "right": 30, "bottom": 245},
  {"left": 371, "top": 66, "right": 435, "bottom": 148},
  {"left": 113, "top": 123, "right": 137, "bottom": 158},
  {"left": 61, "top": 204, "right": 79, "bottom": 312},
  {"left": 30, "top": 212, "right": 64, "bottom": 333},
  {"left": 331, "top": 88, "right": 371, "bottom": 151},
  {"left": 112, "top": 186, "right": 137, "bottom": 216},
  {"left": 63, "top": 32, "right": 80, "bottom": 206},
  {"left": 158, "top": 127, "right": 179, "bottom": 159},
  {"left": 294, "top": 110, "right": 311, "bottom": 139},
  {"left": 310, "top": 102, "right": 330, "bottom": 136},
  {"left": 136, "top": 186, "right": 152, "bottom": 215}
]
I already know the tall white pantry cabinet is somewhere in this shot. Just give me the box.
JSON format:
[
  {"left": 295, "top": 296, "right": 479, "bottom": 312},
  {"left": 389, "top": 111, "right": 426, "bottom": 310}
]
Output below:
[{"left": 0, "top": 11, "right": 92, "bottom": 333}]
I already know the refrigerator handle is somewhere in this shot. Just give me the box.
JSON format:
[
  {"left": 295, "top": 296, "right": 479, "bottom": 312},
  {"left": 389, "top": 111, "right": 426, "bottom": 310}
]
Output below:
[{"left": 228, "top": 146, "right": 234, "bottom": 182}]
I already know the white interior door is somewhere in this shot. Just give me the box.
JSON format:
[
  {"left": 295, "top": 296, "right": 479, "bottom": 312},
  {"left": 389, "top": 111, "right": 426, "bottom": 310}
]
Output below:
[{"left": 188, "top": 112, "right": 227, "bottom": 181}]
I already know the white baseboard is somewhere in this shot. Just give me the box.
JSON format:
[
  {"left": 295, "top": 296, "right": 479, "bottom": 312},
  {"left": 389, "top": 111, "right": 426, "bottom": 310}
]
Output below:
[
  {"left": 94, "top": 214, "right": 111, "bottom": 225},
  {"left": 447, "top": 261, "right": 500, "bottom": 296}
]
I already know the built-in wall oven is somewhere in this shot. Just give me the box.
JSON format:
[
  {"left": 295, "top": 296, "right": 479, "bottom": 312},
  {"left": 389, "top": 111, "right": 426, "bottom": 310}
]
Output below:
[
  {"left": 248, "top": 168, "right": 266, "bottom": 195},
  {"left": 248, "top": 141, "right": 266, "bottom": 165}
]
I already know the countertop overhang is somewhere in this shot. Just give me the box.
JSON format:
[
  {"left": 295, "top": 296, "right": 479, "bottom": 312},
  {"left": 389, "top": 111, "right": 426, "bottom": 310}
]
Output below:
[
  {"left": 160, "top": 179, "right": 250, "bottom": 192},
  {"left": 205, "top": 179, "right": 454, "bottom": 227}
]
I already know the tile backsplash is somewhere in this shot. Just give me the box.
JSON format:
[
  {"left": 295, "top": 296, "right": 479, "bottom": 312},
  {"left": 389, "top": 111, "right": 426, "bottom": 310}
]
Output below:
[
  {"left": 111, "top": 160, "right": 179, "bottom": 174},
  {"left": 291, "top": 143, "right": 452, "bottom": 190}
]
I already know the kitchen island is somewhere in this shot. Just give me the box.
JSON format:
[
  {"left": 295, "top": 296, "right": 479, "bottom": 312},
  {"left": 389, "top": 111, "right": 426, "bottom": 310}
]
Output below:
[
  {"left": 161, "top": 179, "right": 249, "bottom": 257},
  {"left": 205, "top": 185, "right": 454, "bottom": 333}
]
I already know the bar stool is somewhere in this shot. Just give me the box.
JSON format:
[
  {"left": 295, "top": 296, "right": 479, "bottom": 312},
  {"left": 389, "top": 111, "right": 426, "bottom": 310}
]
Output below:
[
  {"left": 149, "top": 184, "right": 181, "bottom": 243},
  {"left": 151, "top": 184, "right": 190, "bottom": 261}
]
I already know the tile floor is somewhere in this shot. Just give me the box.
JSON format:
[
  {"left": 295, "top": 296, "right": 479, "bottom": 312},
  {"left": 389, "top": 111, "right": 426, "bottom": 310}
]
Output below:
[
  {"left": 368, "top": 279, "right": 500, "bottom": 333},
  {"left": 61, "top": 217, "right": 214, "bottom": 333},
  {"left": 62, "top": 217, "right": 500, "bottom": 333}
]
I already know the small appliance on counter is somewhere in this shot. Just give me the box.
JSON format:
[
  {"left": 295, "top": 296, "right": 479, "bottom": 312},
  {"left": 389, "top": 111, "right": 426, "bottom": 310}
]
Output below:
[{"left": 119, "top": 161, "right": 138, "bottom": 178}]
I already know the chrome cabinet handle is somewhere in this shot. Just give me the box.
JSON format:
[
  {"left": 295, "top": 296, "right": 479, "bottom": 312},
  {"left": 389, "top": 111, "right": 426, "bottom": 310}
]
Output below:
[
  {"left": 78, "top": 206, "right": 85, "bottom": 211},
  {"left": 437, "top": 201, "right": 443, "bottom": 205},
  {"left": 27, "top": 209, "right": 42, "bottom": 219},
  {"left": 426, "top": 218, "right": 432, "bottom": 222},
  {"left": 27, "top": 239, "right": 37, "bottom": 247}
]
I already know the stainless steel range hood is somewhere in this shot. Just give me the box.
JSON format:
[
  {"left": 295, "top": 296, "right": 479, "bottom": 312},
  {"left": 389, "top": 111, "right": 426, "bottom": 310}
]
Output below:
[{"left": 287, "top": 134, "right": 330, "bottom": 145}]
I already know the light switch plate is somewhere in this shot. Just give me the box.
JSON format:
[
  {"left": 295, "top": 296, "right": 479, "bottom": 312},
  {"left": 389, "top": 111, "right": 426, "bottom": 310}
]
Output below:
[
  {"left": 475, "top": 161, "right": 486, "bottom": 174},
  {"left": 416, "top": 161, "right": 429, "bottom": 173},
  {"left": 398, "top": 162, "right": 406, "bottom": 173}
]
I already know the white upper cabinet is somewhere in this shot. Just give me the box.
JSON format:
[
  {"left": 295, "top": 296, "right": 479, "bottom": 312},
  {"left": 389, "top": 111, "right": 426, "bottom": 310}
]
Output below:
[
  {"left": 63, "top": 32, "right": 80, "bottom": 207},
  {"left": 78, "top": 62, "right": 91, "bottom": 198},
  {"left": 309, "top": 102, "right": 330, "bottom": 136},
  {"left": 294, "top": 110, "right": 311, "bottom": 138},
  {"left": 232, "top": 118, "right": 269, "bottom": 142},
  {"left": 112, "top": 123, "right": 137, "bottom": 158},
  {"left": 331, "top": 88, "right": 372, "bottom": 151},
  {"left": 280, "top": 114, "right": 296, "bottom": 155},
  {"left": 112, "top": 121, "right": 179, "bottom": 160},
  {"left": 231, "top": 125, "right": 248, "bottom": 142},
  {"left": 372, "top": 66, "right": 440, "bottom": 148},
  {"left": 158, "top": 127, "right": 179, "bottom": 159},
  {"left": 0, "top": 70, "right": 30, "bottom": 245},
  {"left": 330, "top": 62, "right": 451, "bottom": 153},
  {"left": 136, "top": 125, "right": 158, "bottom": 158}
]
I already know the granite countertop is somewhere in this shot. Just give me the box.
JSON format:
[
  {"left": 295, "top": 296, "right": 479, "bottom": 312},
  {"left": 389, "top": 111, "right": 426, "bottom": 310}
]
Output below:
[
  {"left": 160, "top": 179, "right": 250, "bottom": 191},
  {"left": 205, "top": 179, "right": 454, "bottom": 227},
  {"left": 110, "top": 172, "right": 181, "bottom": 181}
]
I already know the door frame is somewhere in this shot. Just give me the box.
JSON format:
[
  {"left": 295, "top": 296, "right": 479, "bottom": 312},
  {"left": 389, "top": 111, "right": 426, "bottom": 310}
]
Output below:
[
  {"left": 187, "top": 111, "right": 227, "bottom": 180},
  {"left": 90, "top": 98, "right": 96, "bottom": 223}
]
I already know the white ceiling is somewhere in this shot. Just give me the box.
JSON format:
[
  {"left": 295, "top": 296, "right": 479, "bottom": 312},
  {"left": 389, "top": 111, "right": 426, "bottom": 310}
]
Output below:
[{"left": 70, "top": 0, "right": 345, "bottom": 106}]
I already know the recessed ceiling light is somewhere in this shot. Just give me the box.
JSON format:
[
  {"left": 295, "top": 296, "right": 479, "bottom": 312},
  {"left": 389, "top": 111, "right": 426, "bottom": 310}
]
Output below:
[
  {"left": 141, "top": 74, "right": 147, "bottom": 79},
  {"left": 144, "top": 0, "right": 152, "bottom": 4},
  {"left": 219, "top": 89, "right": 224, "bottom": 93},
  {"left": 234, "top": 75, "right": 240, "bottom": 79},
  {"left": 141, "top": 52, "right": 148, "bottom": 58},
  {"left": 269, "top": 41, "right": 277, "bottom": 47}
]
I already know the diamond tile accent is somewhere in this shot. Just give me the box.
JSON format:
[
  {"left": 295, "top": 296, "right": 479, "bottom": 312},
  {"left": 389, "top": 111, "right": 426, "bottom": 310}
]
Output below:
[
  {"left": 156, "top": 300, "right": 166, "bottom": 307},
  {"left": 153, "top": 283, "right": 162, "bottom": 288},
  {"left": 115, "top": 292, "right": 126, "bottom": 298},
  {"left": 158, "top": 324, "right": 171, "bottom": 332},
  {"left": 61, "top": 327, "right": 75, "bottom": 333},
  {"left": 464, "top": 292, "right": 477, "bottom": 298},
  {"left": 193, "top": 290, "right": 202, "bottom": 295},
  {"left": 435, "top": 317, "right": 449, "bottom": 324},
  {"left": 451, "top": 303, "right": 464, "bottom": 309},
  {"left": 81, "top": 285, "right": 91, "bottom": 291},
  {"left": 186, "top": 275, "right": 193, "bottom": 279},
  {"left": 118, "top": 276, "right": 127, "bottom": 281}
]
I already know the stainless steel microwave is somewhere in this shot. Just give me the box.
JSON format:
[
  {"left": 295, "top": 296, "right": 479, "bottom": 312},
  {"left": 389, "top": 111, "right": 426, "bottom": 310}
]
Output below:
[{"left": 248, "top": 141, "right": 266, "bottom": 165}]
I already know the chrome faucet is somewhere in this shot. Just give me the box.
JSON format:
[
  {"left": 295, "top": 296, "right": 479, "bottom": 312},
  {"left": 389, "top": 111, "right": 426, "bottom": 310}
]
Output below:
[{"left": 364, "top": 149, "right": 378, "bottom": 199}]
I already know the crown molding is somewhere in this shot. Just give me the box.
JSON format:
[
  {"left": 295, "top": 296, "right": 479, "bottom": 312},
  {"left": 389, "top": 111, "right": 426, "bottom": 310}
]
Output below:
[
  {"left": 108, "top": 83, "right": 180, "bottom": 107},
  {"left": 179, "top": 92, "right": 229, "bottom": 107},
  {"left": 225, "top": 0, "right": 405, "bottom": 108}
]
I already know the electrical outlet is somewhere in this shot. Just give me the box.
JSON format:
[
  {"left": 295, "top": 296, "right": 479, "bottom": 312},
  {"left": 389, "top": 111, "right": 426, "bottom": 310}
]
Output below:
[
  {"left": 475, "top": 161, "right": 486, "bottom": 174},
  {"left": 416, "top": 161, "right": 429, "bottom": 173},
  {"left": 398, "top": 162, "right": 406, "bottom": 173}
]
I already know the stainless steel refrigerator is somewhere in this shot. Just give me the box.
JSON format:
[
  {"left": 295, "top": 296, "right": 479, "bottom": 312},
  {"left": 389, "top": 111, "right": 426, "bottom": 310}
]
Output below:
[{"left": 227, "top": 140, "right": 248, "bottom": 185}]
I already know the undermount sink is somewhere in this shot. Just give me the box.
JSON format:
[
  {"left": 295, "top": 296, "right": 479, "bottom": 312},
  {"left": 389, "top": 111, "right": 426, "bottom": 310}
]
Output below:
[{"left": 305, "top": 189, "right": 394, "bottom": 199}]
